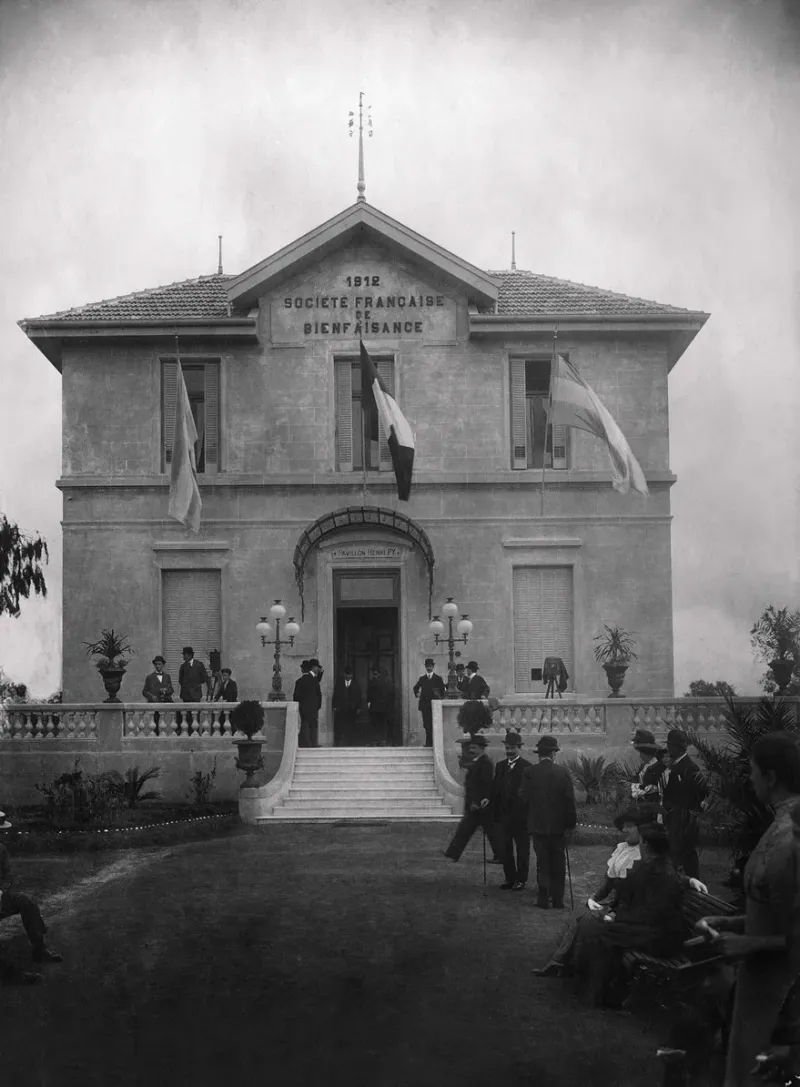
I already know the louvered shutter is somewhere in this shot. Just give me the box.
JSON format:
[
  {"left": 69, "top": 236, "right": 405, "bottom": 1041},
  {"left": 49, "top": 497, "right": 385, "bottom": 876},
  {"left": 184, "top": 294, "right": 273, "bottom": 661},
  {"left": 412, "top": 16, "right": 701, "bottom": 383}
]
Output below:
[
  {"left": 551, "top": 424, "right": 568, "bottom": 470},
  {"left": 336, "top": 360, "right": 354, "bottom": 472},
  {"left": 203, "top": 363, "right": 220, "bottom": 474},
  {"left": 162, "top": 361, "right": 178, "bottom": 470},
  {"left": 512, "top": 567, "right": 573, "bottom": 693},
  {"left": 162, "top": 570, "right": 222, "bottom": 681},
  {"left": 510, "top": 359, "right": 528, "bottom": 469},
  {"left": 377, "top": 359, "right": 395, "bottom": 471}
]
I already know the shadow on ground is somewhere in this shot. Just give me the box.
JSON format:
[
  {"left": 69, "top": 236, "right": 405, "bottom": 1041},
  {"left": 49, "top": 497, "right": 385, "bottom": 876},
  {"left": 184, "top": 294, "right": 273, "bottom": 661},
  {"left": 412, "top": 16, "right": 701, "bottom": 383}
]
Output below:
[{"left": 0, "top": 824, "right": 706, "bottom": 1087}]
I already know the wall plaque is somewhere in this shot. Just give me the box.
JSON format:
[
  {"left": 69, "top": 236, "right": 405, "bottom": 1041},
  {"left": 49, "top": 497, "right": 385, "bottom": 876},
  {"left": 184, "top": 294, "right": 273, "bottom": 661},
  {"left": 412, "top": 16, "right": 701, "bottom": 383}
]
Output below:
[
  {"left": 329, "top": 545, "right": 402, "bottom": 560},
  {"left": 271, "top": 264, "right": 457, "bottom": 343}
]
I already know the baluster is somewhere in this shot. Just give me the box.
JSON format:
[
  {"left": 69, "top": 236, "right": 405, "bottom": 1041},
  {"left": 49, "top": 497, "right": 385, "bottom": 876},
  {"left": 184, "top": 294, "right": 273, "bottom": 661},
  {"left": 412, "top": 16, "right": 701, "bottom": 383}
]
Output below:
[
  {"left": 198, "top": 709, "right": 211, "bottom": 738},
  {"left": 631, "top": 705, "right": 643, "bottom": 730},
  {"left": 210, "top": 709, "right": 221, "bottom": 738},
  {"left": 44, "top": 712, "right": 55, "bottom": 740},
  {"left": 88, "top": 711, "right": 98, "bottom": 739},
  {"left": 146, "top": 709, "right": 158, "bottom": 738}
]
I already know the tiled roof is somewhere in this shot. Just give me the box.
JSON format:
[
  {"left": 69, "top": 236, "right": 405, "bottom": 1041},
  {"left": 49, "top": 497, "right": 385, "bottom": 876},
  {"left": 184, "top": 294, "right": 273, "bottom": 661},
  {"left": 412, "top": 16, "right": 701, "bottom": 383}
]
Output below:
[
  {"left": 22, "top": 275, "right": 237, "bottom": 324},
  {"left": 21, "top": 269, "right": 701, "bottom": 324},
  {"left": 486, "top": 270, "right": 699, "bottom": 317}
]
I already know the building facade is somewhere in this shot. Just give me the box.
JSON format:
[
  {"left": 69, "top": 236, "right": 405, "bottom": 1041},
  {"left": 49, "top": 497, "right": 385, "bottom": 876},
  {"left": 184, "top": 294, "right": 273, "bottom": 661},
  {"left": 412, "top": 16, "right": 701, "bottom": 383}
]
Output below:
[{"left": 20, "top": 201, "right": 708, "bottom": 744}]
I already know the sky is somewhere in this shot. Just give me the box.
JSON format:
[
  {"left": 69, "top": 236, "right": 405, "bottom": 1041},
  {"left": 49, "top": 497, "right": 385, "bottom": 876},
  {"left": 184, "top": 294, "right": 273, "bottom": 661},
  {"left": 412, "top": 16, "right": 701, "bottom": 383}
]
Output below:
[{"left": 0, "top": 0, "right": 798, "bottom": 699}]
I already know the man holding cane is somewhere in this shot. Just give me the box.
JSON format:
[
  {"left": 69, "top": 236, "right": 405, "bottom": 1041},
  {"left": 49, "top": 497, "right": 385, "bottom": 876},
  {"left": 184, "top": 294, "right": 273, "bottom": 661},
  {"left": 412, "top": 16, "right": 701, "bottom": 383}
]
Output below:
[
  {"left": 522, "top": 735, "right": 577, "bottom": 909},
  {"left": 444, "top": 735, "right": 502, "bottom": 865}
]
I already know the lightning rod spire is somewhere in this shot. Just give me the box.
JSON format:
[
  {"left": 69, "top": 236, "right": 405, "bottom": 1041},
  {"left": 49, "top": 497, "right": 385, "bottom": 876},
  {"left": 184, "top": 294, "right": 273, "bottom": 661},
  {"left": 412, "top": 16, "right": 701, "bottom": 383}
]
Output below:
[{"left": 349, "top": 92, "right": 373, "bottom": 203}]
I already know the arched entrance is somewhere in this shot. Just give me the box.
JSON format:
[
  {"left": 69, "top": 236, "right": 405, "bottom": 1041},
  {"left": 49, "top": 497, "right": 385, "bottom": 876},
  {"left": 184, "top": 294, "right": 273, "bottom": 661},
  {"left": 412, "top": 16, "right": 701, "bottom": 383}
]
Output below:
[{"left": 293, "top": 507, "right": 436, "bottom": 746}]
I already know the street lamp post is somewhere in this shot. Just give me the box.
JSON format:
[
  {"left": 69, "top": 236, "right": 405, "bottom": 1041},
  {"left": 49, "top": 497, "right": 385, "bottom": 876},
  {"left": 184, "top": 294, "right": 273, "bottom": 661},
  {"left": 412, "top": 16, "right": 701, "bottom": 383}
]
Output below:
[
  {"left": 428, "top": 598, "right": 473, "bottom": 696},
  {"left": 256, "top": 601, "right": 300, "bottom": 702}
]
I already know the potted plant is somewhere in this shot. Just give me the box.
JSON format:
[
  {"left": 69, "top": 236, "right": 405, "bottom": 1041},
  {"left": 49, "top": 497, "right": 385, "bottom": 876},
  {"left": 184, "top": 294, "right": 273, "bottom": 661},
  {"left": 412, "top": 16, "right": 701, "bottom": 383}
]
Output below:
[
  {"left": 750, "top": 606, "right": 800, "bottom": 695},
  {"left": 230, "top": 700, "right": 266, "bottom": 787},
  {"left": 457, "top": 699, "right": 493, "bottom": 737},
  {"left": 593, "top": 625, "right": 638, "bottom": 697},
  {"left": 82, "top": 629, "right": 135, "bottom": 703}
]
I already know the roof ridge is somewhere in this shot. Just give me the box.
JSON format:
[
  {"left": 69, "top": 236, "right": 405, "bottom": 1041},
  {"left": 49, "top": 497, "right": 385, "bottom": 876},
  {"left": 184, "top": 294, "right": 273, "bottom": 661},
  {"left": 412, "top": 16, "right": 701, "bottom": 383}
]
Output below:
[
  {"left": 32, "top": 273, "right": 236, "bottom": 321},
  {"left": 484, "top": 268, "right": 693, "bottom": 314}
]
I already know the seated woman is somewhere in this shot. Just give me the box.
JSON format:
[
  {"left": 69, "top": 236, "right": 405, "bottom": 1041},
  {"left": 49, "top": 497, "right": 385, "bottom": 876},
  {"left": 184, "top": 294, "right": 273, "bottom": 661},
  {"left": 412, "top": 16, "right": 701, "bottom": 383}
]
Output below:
[
  {"left": 536, "top": 821, "right": 691, "bottom": 1007},
  {"left": 533, "top": 805, "right": 651, "bottom": 978}
]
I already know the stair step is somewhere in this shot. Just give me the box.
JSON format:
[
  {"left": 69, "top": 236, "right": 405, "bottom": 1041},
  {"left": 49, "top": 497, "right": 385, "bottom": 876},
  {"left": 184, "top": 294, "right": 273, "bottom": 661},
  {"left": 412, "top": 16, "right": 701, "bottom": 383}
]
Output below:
[
  {"left": 270, "top": 806, "right": 456, "bottom": 818},
  {"left": 287, "top": 790, "right": 443, "bottom": 802},
  {"left": 290, "top": 778, "right": 437, "bottom": 788},
  {"left": 280, "top": 794, "right": 450, "bottom": 806},
  {"left": 261, "top": 813, "right": 458, "bottom": 823}
]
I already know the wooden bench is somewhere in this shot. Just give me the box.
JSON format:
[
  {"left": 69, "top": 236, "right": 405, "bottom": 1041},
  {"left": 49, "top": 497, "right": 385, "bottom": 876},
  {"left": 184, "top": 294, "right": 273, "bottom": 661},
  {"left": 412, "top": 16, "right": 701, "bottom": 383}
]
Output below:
[{"left": 621, "top": 888, "right": 739, "bottom": 981}]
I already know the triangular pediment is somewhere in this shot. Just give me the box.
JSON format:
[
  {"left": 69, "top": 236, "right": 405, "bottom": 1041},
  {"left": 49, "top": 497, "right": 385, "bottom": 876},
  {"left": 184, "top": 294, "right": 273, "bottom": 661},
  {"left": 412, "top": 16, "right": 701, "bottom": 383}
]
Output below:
[{"left": 227, "top": 202, "right": 499, "bottom": 311}]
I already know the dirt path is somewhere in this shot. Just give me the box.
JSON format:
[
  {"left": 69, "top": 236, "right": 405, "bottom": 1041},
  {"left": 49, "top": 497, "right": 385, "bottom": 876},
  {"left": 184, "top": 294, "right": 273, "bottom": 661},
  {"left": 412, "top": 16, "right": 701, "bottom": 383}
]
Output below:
[{"left": 0, "top": 826, "right": 668, "bottom": 1087}]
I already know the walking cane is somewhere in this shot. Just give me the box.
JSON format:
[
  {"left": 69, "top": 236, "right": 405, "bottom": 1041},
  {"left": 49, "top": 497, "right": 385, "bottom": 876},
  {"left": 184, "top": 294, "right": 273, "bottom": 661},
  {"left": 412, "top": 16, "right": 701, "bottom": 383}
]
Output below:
[
  {"left": 482, "top": 825, "right": 487, "bottom": 885},
  {"left": 565, "top": 840, "right": 574, "bottom": 909}
]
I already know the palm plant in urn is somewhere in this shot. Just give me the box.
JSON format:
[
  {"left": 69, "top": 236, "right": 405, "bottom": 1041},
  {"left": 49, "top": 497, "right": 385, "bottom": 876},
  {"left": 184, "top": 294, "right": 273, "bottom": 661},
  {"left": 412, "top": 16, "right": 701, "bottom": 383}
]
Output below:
[
  {"left": 593, "top": 625, "right": 637, "bottom": 698},
  {"left": 230, "top": 700, "right": 266, "bottom": 787},
  {"left": 82, "top": 629, "right": 134, "bottom": 703}
]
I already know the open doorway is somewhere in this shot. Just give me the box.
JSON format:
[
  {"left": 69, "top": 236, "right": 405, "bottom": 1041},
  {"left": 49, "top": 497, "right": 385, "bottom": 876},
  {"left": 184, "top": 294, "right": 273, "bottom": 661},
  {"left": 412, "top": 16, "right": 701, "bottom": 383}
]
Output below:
[{"left": 333, "top": 571, "right": 401, "bottom": 746}]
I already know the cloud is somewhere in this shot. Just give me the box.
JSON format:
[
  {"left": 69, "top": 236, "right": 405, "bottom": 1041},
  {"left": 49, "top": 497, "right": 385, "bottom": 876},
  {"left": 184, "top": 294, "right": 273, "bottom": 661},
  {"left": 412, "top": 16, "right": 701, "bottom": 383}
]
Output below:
[{"left": 0, "top": 0, "right": 798, "bottom": 694}]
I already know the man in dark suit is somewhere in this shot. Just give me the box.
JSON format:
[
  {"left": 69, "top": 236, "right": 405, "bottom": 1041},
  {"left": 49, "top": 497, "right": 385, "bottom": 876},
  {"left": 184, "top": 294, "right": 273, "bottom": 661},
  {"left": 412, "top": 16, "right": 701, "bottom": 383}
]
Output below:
[
  {"left": 293, "top": 660, "right": 322, "bottom": 748},
  {"left": 490, "top": 731, "right": 533, "bottom": 890},
  {"left": 465, "top": 661, "right": 490, "bottom": 700},
  {"left": 444, "top": 735, "right": 502, "bottom": 861},
  {"left": 413, "top": 658, "right": 445, "bottom": 747},
  {"left": 178, "top": 647, "right": 209, "bottom": 702},
  {"left": 142, "top": 656, "right": 174, "bottom": 703},
  {"left": 522, "top": 734, "right": 577, "bottom": 909},
  {"left": 332, "top": 666, "right": 362, "bottom": 745},
  {"left": 661, "top": 729, "right": 707, "bottom": 879},
  {"left": 367, "top": 666, "right": 394, "bottom": 746},
  {"left": 1, "top": 811, "right": 62, "bottom": 984},
  {"left": 213, "top": 668, "right": 238, "bottom": 703},
  {"left": 455, "top": 664, "right": 469, "bottom": 699}
]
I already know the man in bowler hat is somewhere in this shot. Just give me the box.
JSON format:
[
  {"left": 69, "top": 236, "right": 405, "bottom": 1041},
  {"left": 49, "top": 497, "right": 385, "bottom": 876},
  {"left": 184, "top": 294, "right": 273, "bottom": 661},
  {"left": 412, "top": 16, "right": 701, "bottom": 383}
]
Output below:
[
  {"left": 661, "top": 729, "right": 707, "bottom": 879},
  {"left": 465, "top": 662, "right": 490, "bottom": 700},
  {"left": 413, "top": 658, "right": 445, "bottom": 747},
  {"left": 444, "top": 735, "right": 502, "bottom": 862},
  {"left": 142, "top": 656, "right": 174, "bottom": 703},
  {"left": 332, "top": 665, "right": 362, "bottom": 745},
  {"left": 293, "top": 660, "right": 322, "bottom": 748},
  {"left": 522, "top": 735, "right": 577, "bottom": 909},
  {"left": 491, "top": 731, "right": 533, "bottom": 889}
]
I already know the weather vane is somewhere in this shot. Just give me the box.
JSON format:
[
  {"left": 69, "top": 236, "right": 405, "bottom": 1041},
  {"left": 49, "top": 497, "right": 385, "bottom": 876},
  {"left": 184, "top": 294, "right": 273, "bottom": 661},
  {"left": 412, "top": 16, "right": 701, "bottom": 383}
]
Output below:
[{"left": 348, "top": 92, "right": 373, "bottom": 203}]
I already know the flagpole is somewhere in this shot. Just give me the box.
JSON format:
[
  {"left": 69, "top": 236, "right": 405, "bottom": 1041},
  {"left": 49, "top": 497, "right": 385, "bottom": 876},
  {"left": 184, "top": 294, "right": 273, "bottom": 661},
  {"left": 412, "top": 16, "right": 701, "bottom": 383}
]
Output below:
[{"left": 542, "top": 324, "right": 558, "bottom": 517}]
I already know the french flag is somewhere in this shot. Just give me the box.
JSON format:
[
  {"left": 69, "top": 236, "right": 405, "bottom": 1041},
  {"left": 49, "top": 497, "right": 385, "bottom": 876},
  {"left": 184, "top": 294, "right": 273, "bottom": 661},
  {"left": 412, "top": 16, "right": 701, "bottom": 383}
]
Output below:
[{"left": 360, "top": 340, "right": 416, "bottom": 501}]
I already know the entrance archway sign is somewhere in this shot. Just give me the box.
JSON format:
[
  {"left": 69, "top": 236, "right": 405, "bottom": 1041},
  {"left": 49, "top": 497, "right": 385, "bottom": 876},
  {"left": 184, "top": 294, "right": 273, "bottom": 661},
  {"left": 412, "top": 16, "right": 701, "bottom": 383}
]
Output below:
[{"left": 293, "top": 506, "right": 435, "bottom": 620}]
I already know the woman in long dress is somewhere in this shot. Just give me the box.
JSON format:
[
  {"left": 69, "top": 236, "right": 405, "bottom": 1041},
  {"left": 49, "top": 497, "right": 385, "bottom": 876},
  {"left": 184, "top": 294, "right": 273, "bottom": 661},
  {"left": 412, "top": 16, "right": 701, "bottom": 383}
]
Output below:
[{"left": 698, "top": 732, "right": 800, "bottom": 1086}]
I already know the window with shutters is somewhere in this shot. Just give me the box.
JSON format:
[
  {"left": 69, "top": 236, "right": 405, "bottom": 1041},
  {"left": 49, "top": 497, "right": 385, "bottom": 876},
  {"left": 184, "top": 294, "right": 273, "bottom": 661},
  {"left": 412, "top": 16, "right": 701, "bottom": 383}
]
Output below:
[
  {"left": 161, "top": 360, "right": 220, "bottom": 474},
  {"left": 161, "top": 569, "right": 222, "bottom": 678},
  {"left": 335, "top": 356, "right": 395, "bottom": 472},
  {"left": 512, "top": 566, "right": 573, "bottom": 693},
  {"left": 509, "top": 358, "right": 570, "bottom": 470}
]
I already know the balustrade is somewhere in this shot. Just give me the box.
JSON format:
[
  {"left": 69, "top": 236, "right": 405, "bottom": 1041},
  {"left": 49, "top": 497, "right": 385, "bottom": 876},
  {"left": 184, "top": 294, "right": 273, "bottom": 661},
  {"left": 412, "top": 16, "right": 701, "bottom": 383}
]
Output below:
[
  {"left": 0, "top": 705, "right": 98, "bottom": 740},
  {"left": 121, "top": 704, "right": 243, "bottom": 739}
]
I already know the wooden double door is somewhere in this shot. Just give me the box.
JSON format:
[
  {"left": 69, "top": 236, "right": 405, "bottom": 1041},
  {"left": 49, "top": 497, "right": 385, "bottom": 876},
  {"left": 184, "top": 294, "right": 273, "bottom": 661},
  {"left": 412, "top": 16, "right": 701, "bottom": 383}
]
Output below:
[{"left": 333, "top": 570, "right": 400, "bottom": 746}]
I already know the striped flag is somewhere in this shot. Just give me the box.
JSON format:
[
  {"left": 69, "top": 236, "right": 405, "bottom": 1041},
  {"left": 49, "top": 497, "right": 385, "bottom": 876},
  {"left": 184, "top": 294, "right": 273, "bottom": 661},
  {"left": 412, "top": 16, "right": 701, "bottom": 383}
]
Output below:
[
  {"left": 549, "top": 354, "right": 648, "bottom": 495},
  {"left": 168, "top": 363, "right": 202, "bottom": 532},
  {"left": 360, "top": 341, "right": 415, "bottom": 501}
]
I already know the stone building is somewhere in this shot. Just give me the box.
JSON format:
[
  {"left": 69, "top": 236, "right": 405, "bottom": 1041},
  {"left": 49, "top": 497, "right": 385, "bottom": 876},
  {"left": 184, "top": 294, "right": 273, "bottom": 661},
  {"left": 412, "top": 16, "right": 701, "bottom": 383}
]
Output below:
[{"left": 20, "top": 199, "right": 708, "bottom": 744}]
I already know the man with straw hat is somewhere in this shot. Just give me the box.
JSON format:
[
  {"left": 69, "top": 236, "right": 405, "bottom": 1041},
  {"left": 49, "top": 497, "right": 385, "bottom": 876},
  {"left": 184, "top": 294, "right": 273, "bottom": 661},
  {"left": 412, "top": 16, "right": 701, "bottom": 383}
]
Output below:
[{"left": 0, "top": 810, "right": 62, "bottom": 984}]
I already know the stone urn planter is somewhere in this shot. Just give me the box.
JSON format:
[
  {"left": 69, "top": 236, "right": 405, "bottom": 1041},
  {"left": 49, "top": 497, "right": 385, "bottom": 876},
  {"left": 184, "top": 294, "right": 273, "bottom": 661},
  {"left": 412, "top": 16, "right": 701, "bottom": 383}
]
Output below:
[
  {"left": 602, "top": 663, "right": 629, "bottom": 698},
  {"left": 769, "top": 658, "right": 795, "bottom": 696},
  {"left": 82, "top": 628, "right": 134, "bottom": 705},
  {"left": 97, "top": 666, "right": 127, "bottom": 704},
  {"left": 230, "top": 700, "right": 266, "bottom": 788},
  {"left": 594, "top": 625, "right": 638, "bottom": 698}
]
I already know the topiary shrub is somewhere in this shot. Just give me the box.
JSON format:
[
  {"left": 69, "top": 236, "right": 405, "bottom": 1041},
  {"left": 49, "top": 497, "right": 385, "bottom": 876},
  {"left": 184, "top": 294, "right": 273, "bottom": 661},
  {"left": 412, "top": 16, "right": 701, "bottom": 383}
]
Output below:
[
  {"left": 229, "top": 700, "right": 265, "bottom": 740},
  {"left": 457, "top": 699, "right": 493, "bottom": 736}
]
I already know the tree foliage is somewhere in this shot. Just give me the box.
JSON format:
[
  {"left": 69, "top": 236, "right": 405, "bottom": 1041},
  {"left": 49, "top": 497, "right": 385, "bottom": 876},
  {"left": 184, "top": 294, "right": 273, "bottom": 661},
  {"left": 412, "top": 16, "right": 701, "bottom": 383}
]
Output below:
[
  {"left": 683, "top": 679, "right": 737, "bottom": 699},
  {"left": 750, "top": 605, "right": 800, "bottom": 664},
  {"left": 689, "top": 696, "right": 799, "bottom": 864},
  {"left": 0, "top": 514, "right": 48, "bottom": 618}
]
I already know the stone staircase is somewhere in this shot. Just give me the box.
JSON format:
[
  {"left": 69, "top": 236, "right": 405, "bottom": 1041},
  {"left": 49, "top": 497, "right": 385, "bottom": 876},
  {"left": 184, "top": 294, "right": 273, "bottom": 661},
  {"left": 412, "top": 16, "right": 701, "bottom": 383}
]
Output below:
[{"left": 262, "top": 748, "right": 460, "bottom": 822}]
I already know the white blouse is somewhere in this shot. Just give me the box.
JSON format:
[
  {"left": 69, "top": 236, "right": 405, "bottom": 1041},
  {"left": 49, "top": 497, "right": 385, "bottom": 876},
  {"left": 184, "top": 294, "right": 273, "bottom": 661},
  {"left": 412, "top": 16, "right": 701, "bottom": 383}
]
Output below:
[{"left": 606, "top": 841, "right": 641, "bottom": 880}]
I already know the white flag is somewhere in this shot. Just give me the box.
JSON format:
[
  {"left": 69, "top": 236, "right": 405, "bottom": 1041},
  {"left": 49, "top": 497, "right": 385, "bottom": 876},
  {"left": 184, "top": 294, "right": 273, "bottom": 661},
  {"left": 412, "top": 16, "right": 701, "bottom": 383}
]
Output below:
[
  {"left": 168, "top": 364, "right": 202, "bottom": 532},
  {"left": 549, "top": 354, "right": 648, "bottom": 495}
]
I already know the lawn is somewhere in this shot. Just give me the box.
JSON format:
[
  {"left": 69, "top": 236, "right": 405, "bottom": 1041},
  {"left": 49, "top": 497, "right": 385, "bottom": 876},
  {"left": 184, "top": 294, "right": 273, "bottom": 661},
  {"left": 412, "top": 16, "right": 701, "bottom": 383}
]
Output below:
[{"left": 0, "top": 823, "right": 738, "bottom": 1087}]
